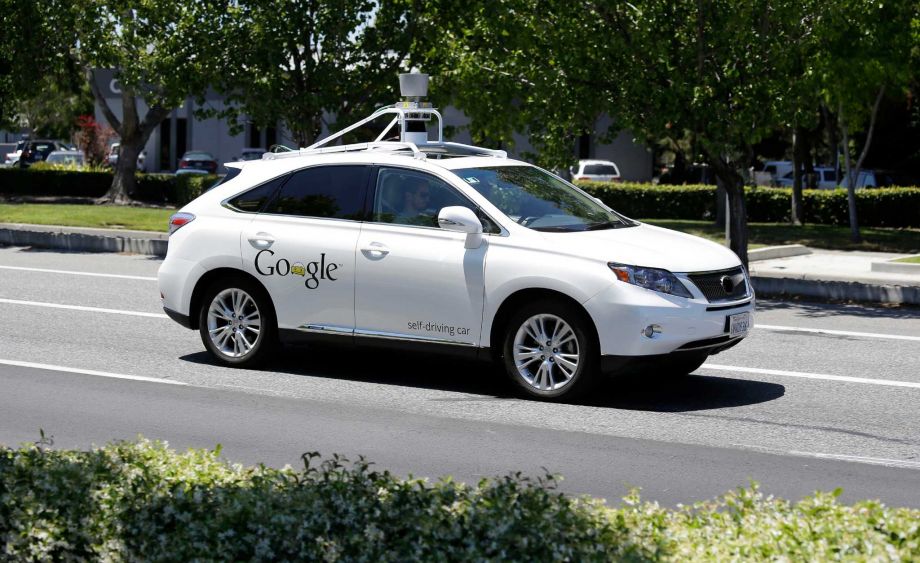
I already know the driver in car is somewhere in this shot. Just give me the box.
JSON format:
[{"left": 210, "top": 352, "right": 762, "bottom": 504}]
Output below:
[{"left": 397, "top": 178, "right": 434, "bottom": 226}]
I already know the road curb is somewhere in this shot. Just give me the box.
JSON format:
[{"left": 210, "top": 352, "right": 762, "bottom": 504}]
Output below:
[
  {"left": 748, "top": 244, "right": 812, "bottom": 262},
  {"left": 0, "top": 223, "right": 167, "bottom": 257},
  {"left": 751, "top": 275, "right": 920, "bottom": 305}
]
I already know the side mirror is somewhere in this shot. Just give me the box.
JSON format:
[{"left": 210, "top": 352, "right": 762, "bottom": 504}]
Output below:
[{"left": 438, "top": 206, "right": 483, "bottom": 249}]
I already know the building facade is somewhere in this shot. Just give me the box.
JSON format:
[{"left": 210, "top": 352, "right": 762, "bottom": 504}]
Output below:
[{"left": 87, "top": 70, "right": 653, "bottom": 180}]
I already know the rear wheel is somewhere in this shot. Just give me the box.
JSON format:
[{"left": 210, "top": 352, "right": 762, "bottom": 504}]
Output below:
[
  {"left": 198, "top": 276, "right": 277, "bottom": 367},
  {"left": 502, "top": 301, "right": 599, "bottom": 401}
]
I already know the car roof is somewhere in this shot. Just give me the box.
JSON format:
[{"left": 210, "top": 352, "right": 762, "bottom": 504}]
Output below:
[
  {"left": 578, "top": 159, "right": 618, "bottom": 165},
  {"left": 48, "top": 150, "right": 83, "bottom": 155},
  {"left": 218, "top": 152, "right": 533, "bottom": 195}
]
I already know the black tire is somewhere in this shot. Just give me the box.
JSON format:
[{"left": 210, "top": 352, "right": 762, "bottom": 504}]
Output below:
[
  {"left": 198, "top": 275, "right": 277, "bottom": 368},
  {"left": 656, "top": 352, "right": 708, "bottom": 377},
  {"left": 502, "top": 300, "right": 599, "bottom": 401}
]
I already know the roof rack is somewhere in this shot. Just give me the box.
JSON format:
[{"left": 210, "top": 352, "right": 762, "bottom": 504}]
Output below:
[{"left": 263, "top": 73, "right": 507, "bottom": 162}]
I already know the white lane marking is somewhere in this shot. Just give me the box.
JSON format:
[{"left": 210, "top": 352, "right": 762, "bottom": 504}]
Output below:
[
  {"left": 0, "top": 298, "right": 168, "bottom": 319},
  {"left": 0, "top": 265, "right": 157, "bottom": 281},
  {"left": 702, "top": 363, "right": 920, "bottom": 390},
  {"left": 735, "top": 443, "right": 920, "bottom": 470},
  {"left": 787, "top": 451, "right": 920, "bottom": 470},
  {"left": 757, "top": 324, "right": 920, "bottom": 342},
  {"left": 0, "top": 359, "right": 186, "bottom": 386}
]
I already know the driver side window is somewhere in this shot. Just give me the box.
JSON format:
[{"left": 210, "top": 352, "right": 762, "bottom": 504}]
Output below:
[{"left": 373, "top": 168, "right": 498, "bottom": 233}]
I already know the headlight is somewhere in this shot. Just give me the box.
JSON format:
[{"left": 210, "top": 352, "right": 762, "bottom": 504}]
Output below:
[{"left": 607, "top": 263, "right": 692, "bottom": 298}]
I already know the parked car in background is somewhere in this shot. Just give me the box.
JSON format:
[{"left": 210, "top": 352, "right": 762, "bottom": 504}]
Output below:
[
  {"left": 3, "top": 140, "right": 26, "bottom": 166},
  {"left": 239, "top": 148, "right": 267, "bottom": 161},
  {"left": 176, "top": 150, "right": 219, "bottom": 175},
  {"left": 777, "top": 167, "right": 840, "bottom": 189},
  {"left": 44, "top": 150, "right": 87, "bottom": 168},
  {"left": 570, "top": 159, "right": 621, "bottom": 182},
  {"left": 14, "top": 140, "right": 72, "bottom": 168},
  {"left": 842, "top": 170, "right": 878, "bottom": 189},
  {"left": 763, "top": 160, "right": 793, "bottom": 185},
  {"left": 106, "top": 143, "right": 148, "bottom": 172}
]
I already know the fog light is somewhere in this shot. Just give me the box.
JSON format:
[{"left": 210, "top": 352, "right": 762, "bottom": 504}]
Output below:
[{"left": 642, "top": 324, "right": 662, "bottom": 338}]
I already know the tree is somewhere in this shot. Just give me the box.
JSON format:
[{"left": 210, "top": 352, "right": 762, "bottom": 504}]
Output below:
[
  {"left": 771, "top": 0, "right": 824, "bottom": 225},
  {"left": 430, "top": 0, "right": 796, "bottom": 266},
  {"left": 0, "top": 0, "right": 87, "bottom": 134},
  {"left": 64, "top": 0, "right": 229, "bottom": 203},
  {"left": 426, "top": 0, "right": 608, "bottom": 167},
  {"left": 208, "top": 0, "right": 422, "bottom": 149},
  {"left": 812, "top": 0, "right": 917, "bottom": 242}
]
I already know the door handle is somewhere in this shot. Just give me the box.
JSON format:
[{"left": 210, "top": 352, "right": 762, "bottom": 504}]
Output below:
[
  {"left": 360, "top": 241, "right": 390, "bottom": 259},
  {"left": 248, "top": 232, "right": 275, "bottom": 250}
]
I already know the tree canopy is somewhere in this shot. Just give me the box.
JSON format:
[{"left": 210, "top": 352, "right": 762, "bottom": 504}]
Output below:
[
  {"left": 207, "top": 0, "right": 423, "bottom": 148},
  {"left": 425, "top": 0, "right": 919, "bottom": 264}
]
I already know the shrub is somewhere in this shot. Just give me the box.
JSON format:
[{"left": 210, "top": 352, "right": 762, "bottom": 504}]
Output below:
[
  {"left": 1, "top": 439, "right": 918, "bottom": 561},
  {"left": 0, "top": 169, "right": 221, "bottom": 205},
  {"left": 175, "top": 174, "right": 221, "bottom": 205},
  {"left": 579, "top": 181, "right": 717, "bottom": 220},
  {"left": 577, "top": 181, "right": 920, "bottom": 228}
]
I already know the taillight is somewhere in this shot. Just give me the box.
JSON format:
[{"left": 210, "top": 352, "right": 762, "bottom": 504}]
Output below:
[
  {"left": 179, "top": 159, "right": 189, "bottom": 168},
  {"left": 169, "top": 212, "right": 195, "bottom": 235}
]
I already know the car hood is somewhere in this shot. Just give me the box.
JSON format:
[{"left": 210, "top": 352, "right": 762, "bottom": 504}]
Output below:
[{"left": 538, "top": 223, "right": 742, "bottom": 273}]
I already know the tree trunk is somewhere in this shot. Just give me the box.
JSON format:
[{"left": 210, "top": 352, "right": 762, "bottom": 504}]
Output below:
[
  {"left": 709, "top": 156, "right": 748, "bottom": 267},
  {"left": 850, "top": 87, "right": 885, "bottom": 192},
  {"left": 791, "top": 125, "right": 806, "bottom": 225},
  {"left": 102, "top": 90, "right": 143, "bottom": 204},
  {"left": 86, "top": 69, "right": 171, "bottom": 204},
  {"left": 821, "top": 105, "right": 839, "bottom": 181},
  {"left": 107, "top": 138, "right": 142, "bottom": 204},
  {"left": 839, "top": 105, "right": 861, "bottom": 243}
]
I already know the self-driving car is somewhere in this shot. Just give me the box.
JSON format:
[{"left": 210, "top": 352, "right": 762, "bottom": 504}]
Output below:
[{"left": 158, "top": 74, "right": 753, "bottom": 401}]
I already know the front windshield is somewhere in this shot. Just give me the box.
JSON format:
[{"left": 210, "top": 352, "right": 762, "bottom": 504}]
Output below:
[{"left": 453, "top": 165, "right": 635, "bottom": 232}]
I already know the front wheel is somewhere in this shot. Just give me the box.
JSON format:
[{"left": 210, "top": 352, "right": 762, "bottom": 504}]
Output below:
[
  {"left": 502, "top": 301, "right": 599, "bottom": 401},
  {"left": 198, "top": 277, "right": 277, "bottom": 367}
]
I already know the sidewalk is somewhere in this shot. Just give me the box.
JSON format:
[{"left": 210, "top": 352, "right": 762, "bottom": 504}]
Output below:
[
  {"left": 748, "top": 246, "right": 920, "bottom": 305},
  {"left": 1, "top": 222, "right": 918, "bottom": 305}
]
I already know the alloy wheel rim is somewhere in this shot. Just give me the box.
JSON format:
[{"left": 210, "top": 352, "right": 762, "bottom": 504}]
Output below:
[
  {"left": 207, "top": 288, "right": 261, "bottom": 358},
  {"left": 512, "top": 314, "right": 580, "bottom": 392}
]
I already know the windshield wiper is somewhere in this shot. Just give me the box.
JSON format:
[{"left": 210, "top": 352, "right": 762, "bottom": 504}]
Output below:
[{"left": 585, "top": 220, "right": 627, "bottom": 230}]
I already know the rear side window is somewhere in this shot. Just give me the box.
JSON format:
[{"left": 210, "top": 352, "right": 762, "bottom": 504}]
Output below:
[
  {"left": 264, "top": 165, "right": 369, "bottom": 220},
  {"left": 226, "top": 174, "right": 288, "bottom": 212},
  {"left": 208, "top": 167, "right": 243, "bottom": 192},
  {"left": 584, "top": 164, "right": 618, "bottom": 175}
]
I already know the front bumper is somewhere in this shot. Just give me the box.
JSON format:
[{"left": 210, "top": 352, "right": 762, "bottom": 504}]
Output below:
[{"left": 583, "top": 279, "right": 754, "bottom": 357}]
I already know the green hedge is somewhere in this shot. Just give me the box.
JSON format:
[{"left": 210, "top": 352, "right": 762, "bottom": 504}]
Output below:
[
  {"left": 2, "top": 169, "right": 918, "bottom": 227},
  {"left": 0, "top": 168, "right": 220, "bottom": 206},
  {"left": 1, "top": 439, "right": 918, "bottom": 561},
  {"left": 579, "top": 181, "right": 920, "bottom": 228}
]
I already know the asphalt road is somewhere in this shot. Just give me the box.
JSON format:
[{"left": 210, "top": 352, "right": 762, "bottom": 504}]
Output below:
[{"left": 1, "top": 246, "right": 919, "bottom": 507}]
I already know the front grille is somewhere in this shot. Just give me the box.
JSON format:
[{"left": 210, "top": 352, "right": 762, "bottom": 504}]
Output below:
[{"left": 687, "top": 267, "right": 748, "bottom": 302}]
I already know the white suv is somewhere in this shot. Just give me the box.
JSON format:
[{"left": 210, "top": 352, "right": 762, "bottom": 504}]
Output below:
[
  {"left": 158, "top": 89, "right": 753, "bottom": 401},
  {"left": 570, "top": 159, "right": 621, "bottom": 182}
]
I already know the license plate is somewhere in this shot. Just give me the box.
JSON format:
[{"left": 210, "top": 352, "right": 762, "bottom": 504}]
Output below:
[{"left": 729, "top": 312, "right": 752, "bottom": 338}]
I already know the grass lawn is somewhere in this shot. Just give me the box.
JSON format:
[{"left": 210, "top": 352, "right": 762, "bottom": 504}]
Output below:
[
  {"left": 643, "top": 219, "right": 920, "bottom": 254},
  {"left": 894, "top": 255, "right": 920, "bottom": 263},
  {"left": 1, "top": 203, "right": 918, "bottom": 253},
  {"left": 0, "top": 203, "right": 172, "bottom": 232}
]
